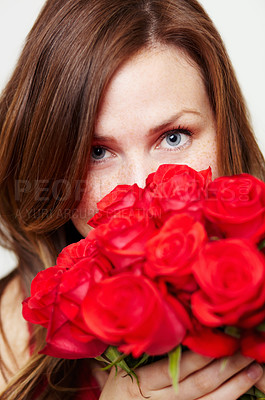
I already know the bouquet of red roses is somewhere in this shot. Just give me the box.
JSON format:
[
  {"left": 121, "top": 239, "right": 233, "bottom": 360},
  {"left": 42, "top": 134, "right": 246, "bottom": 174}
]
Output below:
[{"left": 22, "top": 164, "right": 265, "bottom": 399}]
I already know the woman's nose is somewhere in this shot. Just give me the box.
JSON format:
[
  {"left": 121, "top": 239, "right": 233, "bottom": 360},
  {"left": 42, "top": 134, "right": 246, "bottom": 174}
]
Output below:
[{"left": 122, "top": 158, "right": 159, "bottom": 188}]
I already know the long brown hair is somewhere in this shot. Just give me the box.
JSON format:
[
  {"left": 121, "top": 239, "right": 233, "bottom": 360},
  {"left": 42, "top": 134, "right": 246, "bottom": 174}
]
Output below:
[{"left": 0, "top": 0, "right": 264, "bottom": 398}]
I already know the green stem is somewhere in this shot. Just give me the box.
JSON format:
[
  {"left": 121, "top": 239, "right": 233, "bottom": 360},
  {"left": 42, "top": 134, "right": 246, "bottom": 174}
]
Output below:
[{"left": 168, "top": 345, "right": 182, "bottom": 393}]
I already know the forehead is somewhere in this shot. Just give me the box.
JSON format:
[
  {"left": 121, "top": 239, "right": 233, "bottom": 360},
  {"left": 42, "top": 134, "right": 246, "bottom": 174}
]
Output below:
[{"left": 95, "top": 45, "right": 209, "bottom": 132}]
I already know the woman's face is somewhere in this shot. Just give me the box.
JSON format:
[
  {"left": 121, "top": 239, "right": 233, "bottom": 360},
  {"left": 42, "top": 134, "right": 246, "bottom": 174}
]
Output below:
[{"left": 72, "top": 45, "right": 218, "bottom": 237}]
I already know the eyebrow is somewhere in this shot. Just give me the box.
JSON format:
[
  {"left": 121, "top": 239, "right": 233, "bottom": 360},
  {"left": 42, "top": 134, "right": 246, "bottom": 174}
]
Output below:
[
  {"left": 93, "top": 109, "right": 202, "bottom": 142},
  {"left": 150, "top": 109, "right": 202, "bottom": 134}
]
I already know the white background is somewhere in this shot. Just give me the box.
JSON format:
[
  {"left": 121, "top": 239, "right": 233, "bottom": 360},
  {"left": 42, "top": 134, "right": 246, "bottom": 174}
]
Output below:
[{"left": 0, "top": 0, "right": 265, "bottom": 277}]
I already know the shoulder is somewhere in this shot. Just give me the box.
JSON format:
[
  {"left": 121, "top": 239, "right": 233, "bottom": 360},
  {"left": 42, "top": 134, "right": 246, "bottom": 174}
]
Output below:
[{"left": 0, "top": 273, "right": 30, "bottom": 390}]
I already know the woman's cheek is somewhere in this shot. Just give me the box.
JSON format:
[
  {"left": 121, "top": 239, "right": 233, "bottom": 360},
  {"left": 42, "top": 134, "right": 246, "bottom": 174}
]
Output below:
[
  {"left": 71, "top": 175, "right": 117, "bottom": 237},
  {"left": 187, "top": 138, "right": 218, "bottom": 179},
  {"left": 71, "top": 198, "right": 96, "bottom": 237}
]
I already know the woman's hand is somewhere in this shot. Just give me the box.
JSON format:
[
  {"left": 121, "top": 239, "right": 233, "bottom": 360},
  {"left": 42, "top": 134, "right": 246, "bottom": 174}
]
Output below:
[{"left": 96, "top": 351, "right": 263, "bottom": 400}]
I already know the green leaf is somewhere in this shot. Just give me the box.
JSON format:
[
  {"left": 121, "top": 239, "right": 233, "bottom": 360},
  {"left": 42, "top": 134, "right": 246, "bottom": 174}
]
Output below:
[
  {"left": 132, "top": 353, "right": 150, "bottom": 369},
  {"left": 224, "top": 326, "right": 241, "bottom": 339},
  {"left": 102, "top": 346, "right": 145, "bottom": 394},
  {"left": 240, "top": 386, "right": 265, "bottom": 399},
  {"left": 209, "top": 236, "right": 220, "bottom": 241},
  {"left": 258, "top": 239, "right": 265, "bottom": 250},
  {"left": 254, "top": 387, "right": 265, "bottom": 399},
  {"left": 104, "top": 346, "right": 133, "bottom": 375},
  {"left": 168, "top": 345, "right": 182, "bottom": 393},
  {"left": 257, "top": 322, "right": 265, "bottom": 332},
  {"left": 104, "top": 346, "right": 124, "bottom": 363},
  {"left": 246, "top": 387, "right": 256, "bottom": 395},
  {"left": 94, "top": 355, "right": 109, "bottom": 363}
]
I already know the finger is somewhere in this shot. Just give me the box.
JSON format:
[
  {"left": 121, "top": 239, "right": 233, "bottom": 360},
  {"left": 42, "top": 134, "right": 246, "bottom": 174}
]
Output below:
[
  {"left": 202, "top": 363, "right": 264, "bottom": 400},
  {"left": 179, "top": 353, "right": 253, "bottom": 400},
  {"left": 89, "top": 360, "right": 109, "bottom": 390},
  {"left": 179, "top": 351, "right": 214, "bottom": 381},
  {"left": 147, "top": 361, "right": 264, "bottom": 400},
  {"left": 136, "top": 352, "right": 213, "bottom": 391},
  {"left": 136, "top": 357, "right": 171, "bottom": 391},
  {"left": 256, "top": 365, "right": 265, "bottom": 393}
]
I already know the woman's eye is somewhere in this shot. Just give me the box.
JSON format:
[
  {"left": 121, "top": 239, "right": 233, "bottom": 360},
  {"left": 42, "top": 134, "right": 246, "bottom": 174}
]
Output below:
[
  {"left": 91, "top": 146, "right": 112, "bottom": 162},
  {"left": 160, "top": 129, "right": 192, "bottom": 150}
]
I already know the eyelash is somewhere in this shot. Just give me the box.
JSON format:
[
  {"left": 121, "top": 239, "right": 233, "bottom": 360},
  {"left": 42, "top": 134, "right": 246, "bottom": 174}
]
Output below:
[
  {"left": 90, "top": 125, "right": 193, "bottom": 164},
  {"left": 157, "top": 125, "right": 193, "bottom": 149}
]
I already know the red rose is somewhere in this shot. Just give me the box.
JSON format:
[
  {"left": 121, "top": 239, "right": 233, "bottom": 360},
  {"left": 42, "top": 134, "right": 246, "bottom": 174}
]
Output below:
[
  {"left": 82, "top": 273, "right": 189, "bottom": 357},
  {"left": 57, "top": 229, "right": 98, "bottom": 268},
  {"left": 191, "top": 239, "right": 265, "bottom": 328},
  {"left": 144, "top": 164, "right": 211, "bottom": 224},
  {"left": 183, "top": 318, "right": 239, "bottom": 358},
  {"left": 203, "top": 174, "right": 265, "bottom": 242},
  {"left": 23, "top": 252, "right": 113, "bottom": 358},
  {"left": 58, "top": 255, "right": 113, "bottom": 324},
  {"left": 88, "top": 184, "right": 145, "bottom": 228},
  {"left": 241, "top": 331, "right": 265, "bottom": 362},
  {"left": 95, "top": 209, "right": 156, "bottom": 269},
  {"left": 144, "top": 214, "right": 206, "bottom": 291},
  {"left": 41, "top": 321, "right": 107, "bottom": 359},
  {"left": 146, "top": 164, "right": 211, "bottom": 187},
  {"left": 41, "top": 266, "right": 107, "bottom": 359},
  {"left": 41, "top": 263, "right": 110, "bottom": 358},
  {"left": 22, "top": 266, "right": 64, "bottom": 328}
]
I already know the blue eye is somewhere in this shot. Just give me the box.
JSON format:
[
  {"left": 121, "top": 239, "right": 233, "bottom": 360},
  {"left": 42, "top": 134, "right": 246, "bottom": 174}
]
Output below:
[
  {"left": 91, "top": 146, "right": 106, "bottom": 160},
  {"left": 160, "top": 128, "right": 192, "bottom": 150},
  {"left": 166, "top": 132, "right": 182, "bottom": 146}
]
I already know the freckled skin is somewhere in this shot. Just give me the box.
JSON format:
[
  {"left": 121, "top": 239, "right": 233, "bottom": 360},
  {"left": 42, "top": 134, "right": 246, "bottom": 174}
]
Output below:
[{"left": 71, "top": 45, "right": 218, "bottom": 237}]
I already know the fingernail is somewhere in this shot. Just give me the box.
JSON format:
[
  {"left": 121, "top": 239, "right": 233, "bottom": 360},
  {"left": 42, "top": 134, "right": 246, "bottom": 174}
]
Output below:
[{"left": 247, "top": 363, "right": 263, "bottom": 380}]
